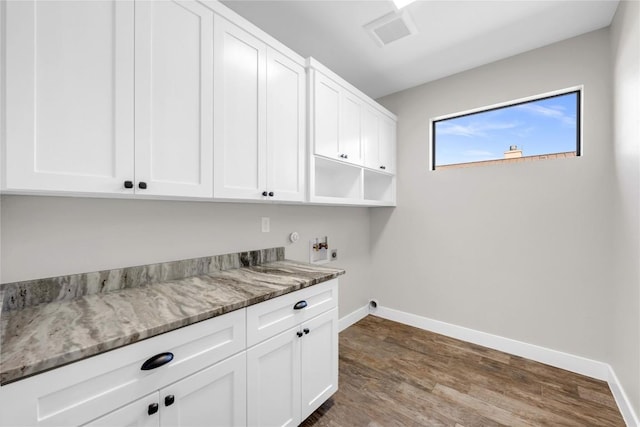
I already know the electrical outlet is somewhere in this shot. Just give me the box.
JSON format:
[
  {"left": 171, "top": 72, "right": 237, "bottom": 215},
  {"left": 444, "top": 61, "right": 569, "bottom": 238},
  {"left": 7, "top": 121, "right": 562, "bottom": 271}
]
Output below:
[
  {"left": 261, "top": 217, "right": 270, "bottom": 233},
  {"left": 330, "top": 249, "right": 338, "bottom": 261}
]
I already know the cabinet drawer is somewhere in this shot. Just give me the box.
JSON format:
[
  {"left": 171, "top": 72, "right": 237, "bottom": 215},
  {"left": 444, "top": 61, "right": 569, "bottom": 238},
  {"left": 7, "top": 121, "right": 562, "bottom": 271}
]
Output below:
[
  {"left": 246, "top": 279, "right": 338, "bottom": 347},
  {"left": 0, "top": 309, "right": 245, "bottom": 427}
]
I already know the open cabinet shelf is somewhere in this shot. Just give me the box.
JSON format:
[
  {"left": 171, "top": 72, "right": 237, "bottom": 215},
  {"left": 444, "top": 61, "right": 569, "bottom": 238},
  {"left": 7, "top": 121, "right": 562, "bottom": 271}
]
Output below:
[{"left": 309, "top": 156, "right": 396, "bottom": 206}]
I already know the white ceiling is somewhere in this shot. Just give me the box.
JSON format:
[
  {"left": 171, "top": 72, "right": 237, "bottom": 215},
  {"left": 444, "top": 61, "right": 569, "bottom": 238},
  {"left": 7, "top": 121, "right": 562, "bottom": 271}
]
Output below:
[{"left": 221, "top": 0, "right": 620, "bottom": 99}]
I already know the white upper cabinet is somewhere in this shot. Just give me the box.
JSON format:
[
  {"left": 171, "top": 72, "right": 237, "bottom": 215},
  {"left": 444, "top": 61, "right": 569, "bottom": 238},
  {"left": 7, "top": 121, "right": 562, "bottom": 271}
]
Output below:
[
  {"left": 308, "top": 58, "right": 397, "bottom": 206},
  {"left": 3, "top": 0, "right": 135, "bottom": 194},
  {"left": 312, "top": 74, "right": 362, "bottom": 165},
  {"left": 363, "top": 105, "right": 396, "bottom": 174},
  {"left": 134, "top": 0, "right": 214, "bottom": 198},
  {"left": 2, "top": 1, "right": 393, "bottom": 205},
  {"left": 310, "top": 61, "right": 394, "bottom": 173},
  {"left": 213, "top": 16, "right": 267, "bottom": 200},
  {"left": 339, "top": 91, "right": 363, "bottom": 164},
  {"left": 361, "top": 105, "right": 380, "bottom": 171},
  {"left": 213, "top": 15, "right": 305, "bottom": 202},
  {"left": 2, "top": 0, "right": 214, "bottom": 198},
  {"left": 313, "top": 73, "right": 341, "bottom": 160},
  {"left": 265, "top": 49, "right": 306, "bottom": 202},
  {"left": 378, "top": 115, "right": 397, "bottom": 174}
]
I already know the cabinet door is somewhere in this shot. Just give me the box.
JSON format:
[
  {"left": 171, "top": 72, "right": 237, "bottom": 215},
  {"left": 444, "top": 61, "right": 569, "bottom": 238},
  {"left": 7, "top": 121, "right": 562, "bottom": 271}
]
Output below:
[
  {"left": 313, "top": 73, "right": 341, "bottom": 160},
  {"left": 213, "top": 15, "right": 267, "bottom": 200},
  {"left": 379, "top": 116, "right": 397, "bottom": 174},
  {"left": 247, "top": 328, "right": 301, "bottom": 427},
  {"left": 134, "top": 0, "right": 214, "bottom": 198},
  {"left": 361, "top": 106, "right": 380, "bottom": 170},
  {"left": 265, "top": 49, "right": 306, "bottom": 202},
  {"left": 161, "top": 352, "right": 246, "bottom": 427},
  {"left": 3, "top": 0, "right": 134, "bottom": 193},
  {"left": 339, "top": 91, "right": 362, "bottom": 165},
  {"left": 82, "top": 392, "right": 159, "bottom": 427},
  {"left": 300, "top": 308, "right": 339, "bottom": 422}
]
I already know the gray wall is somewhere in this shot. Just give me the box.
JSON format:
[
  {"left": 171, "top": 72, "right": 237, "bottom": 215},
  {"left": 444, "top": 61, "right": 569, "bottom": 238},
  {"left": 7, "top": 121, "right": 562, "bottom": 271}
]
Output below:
[
  {"left": 610, "top": 0, "right": 640, "bottom": 415},
  {"left": 373, "top": 29, "right": 614, "bottom": 363},
  {"left": 0, "top": 196, "right": 372, "bottom": 319}
]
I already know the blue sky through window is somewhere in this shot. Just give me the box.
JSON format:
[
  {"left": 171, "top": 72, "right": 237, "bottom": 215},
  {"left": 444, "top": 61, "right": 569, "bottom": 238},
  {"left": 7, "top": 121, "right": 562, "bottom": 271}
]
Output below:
[{"left": 433, "top": 91, "right": 579, "bottom": 167}]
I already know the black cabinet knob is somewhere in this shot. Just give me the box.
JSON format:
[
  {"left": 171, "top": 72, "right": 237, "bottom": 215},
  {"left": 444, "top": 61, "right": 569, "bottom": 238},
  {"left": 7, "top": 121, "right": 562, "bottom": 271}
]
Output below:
[
  {"left": 262, "top": 191, "right": 268, "bottom": 197},
  {"left": 344, "top": 154, "right": 348, "bottom": 159},
  {"left": 148, "top": 403, "right": 159, "bottom": 415},
  {"left": 268, "top": 191, "right": 274, "bottom": 197},
  {"left": 138, "top": 181, "right": 147, "bottom": 190},
  {"left": 303, "top": 328, "right": 310, "bottom": 335},
  {"left": 296, "top": 331, "right": 303, "bottom": 338},
  {"left": 141, "top": 352, "right": 174, "bottom": 370},
  {"left": 165, "top": 395, "right": 175, "bottom": 407},
  {"left": 124, "top": 180, "right": 133, "bottom": 189}
]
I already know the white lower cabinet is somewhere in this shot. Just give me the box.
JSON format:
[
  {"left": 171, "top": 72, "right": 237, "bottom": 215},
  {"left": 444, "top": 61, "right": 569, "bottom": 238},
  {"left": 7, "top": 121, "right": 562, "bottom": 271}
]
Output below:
[
  {"left": 83, "top": 393, "right": 160, "bottom": 427},
  {"left": 161, "top": 352, "right": 247, "bottom": 427},
  {"left": 247, "top": 326, "right": 301, "bottom": 427},
  {"left": 247, "top": 307, "right": 339, "bottom": 427},
  {"left": 0, "top": 281, "right": 338, "bottom": 427},
  {"left": 85, "top": 352, "right": 247, "bottom": 427},
  {"left": 300, "top": 308, "right": 339, "bottom": 421}
]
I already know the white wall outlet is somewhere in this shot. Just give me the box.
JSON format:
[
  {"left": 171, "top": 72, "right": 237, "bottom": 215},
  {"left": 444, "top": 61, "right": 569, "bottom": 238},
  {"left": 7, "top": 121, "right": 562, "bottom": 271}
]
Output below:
[{"left": 261, "top": 217, "right": 270, "bottom": 233}]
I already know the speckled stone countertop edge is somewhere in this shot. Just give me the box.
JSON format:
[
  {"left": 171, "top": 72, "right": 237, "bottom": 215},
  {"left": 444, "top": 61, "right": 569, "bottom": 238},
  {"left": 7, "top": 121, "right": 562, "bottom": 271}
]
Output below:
[{"left": 0, "top": 263, "right": 344, "bottom": 386}]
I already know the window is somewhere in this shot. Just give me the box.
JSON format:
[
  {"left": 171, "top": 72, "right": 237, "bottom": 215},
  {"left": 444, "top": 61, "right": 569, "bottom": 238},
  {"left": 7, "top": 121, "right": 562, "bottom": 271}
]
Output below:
[{"left": 431, "top": 88, "right": 581, "bottom": 170}]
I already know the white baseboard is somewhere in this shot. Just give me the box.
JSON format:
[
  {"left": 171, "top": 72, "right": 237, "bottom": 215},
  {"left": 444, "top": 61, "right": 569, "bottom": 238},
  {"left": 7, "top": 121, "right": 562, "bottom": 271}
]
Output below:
[
  {"left": 608, "top": 365, "right": 640, "bottom": 427},
  {"left": 373, "top": 305, "right": 639, "bottom": 427},
  {"left": 338, "top": 304, "right": 369, "bottom": 332}
]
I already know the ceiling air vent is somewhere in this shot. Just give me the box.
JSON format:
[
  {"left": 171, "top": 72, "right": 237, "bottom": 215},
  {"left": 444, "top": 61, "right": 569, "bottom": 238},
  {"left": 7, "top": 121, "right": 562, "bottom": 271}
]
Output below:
[{"left": 364, "top": 10, "right": 417, "bottom": 47}]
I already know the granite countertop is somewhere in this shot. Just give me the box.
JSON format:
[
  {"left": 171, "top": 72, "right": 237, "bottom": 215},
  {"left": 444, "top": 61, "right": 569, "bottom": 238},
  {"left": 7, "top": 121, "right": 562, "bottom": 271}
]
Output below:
[{"left": 0, "top": 252, "right": 344, "bottom": 386}]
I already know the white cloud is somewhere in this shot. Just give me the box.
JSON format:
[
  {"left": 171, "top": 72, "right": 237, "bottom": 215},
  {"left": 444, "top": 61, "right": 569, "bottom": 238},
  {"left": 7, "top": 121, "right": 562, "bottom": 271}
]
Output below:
[
  {"left": 437, "top": 121, "right": 519, "bottom": 138},
  {"left": 515, "top": 104, "right": 576, "bottom": 126}
]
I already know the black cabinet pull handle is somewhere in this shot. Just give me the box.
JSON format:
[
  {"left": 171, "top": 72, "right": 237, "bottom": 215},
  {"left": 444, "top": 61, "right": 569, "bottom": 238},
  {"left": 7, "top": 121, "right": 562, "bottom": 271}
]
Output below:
[
  {"left": 148, "top": 403, "right": 159, "bottom": 415},
  {"left": 380, "top": 165, "right": 386, "bottom": 170},
  {"left": 141, "top": 352, "right": 174, "bottom": 370},
  {"left": 262, "top": 191, "right": 268, "bottom": 196},
  {"left": 124, "top": 180, "right": 133, "bottom": 189},
  {"left": 296, "top": 331, "right": 303, "bottom": 338},
  {"left": 138, "top": 181, "right": 147, "bottom": 190},
  {"left": 165, "top": 395, "right": 175, "bottom": 407},
  {"left": 303, "top": 328, "right": 310, "bottom": 335},
  {"left": 293, "top": 300, "right": 307, "bottom": 310},
  {"left": 268, "top": 191, "right": 274, "bottom": 197}
]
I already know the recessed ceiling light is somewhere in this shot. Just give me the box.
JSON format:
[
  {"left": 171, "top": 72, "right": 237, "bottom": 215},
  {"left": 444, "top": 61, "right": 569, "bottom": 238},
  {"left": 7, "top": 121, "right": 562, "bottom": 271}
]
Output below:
[{"left": 392, "top": 0, "right": 417, "bottom": 10}]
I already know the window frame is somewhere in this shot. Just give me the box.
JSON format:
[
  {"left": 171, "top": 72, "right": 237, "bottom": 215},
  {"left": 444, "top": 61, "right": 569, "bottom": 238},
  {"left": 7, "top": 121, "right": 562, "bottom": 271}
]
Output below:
[{"left": 429, "top": 86, "right": 583, "bottom": 171}]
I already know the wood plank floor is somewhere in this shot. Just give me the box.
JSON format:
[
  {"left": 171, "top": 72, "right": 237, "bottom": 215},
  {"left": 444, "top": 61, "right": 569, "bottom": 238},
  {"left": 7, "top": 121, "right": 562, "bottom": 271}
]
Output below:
[{"left": 302, "top": 316, "right": 625, "bottom": 427}]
